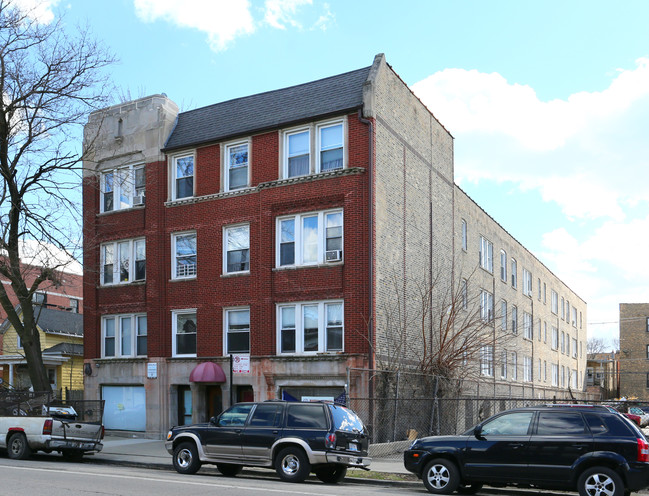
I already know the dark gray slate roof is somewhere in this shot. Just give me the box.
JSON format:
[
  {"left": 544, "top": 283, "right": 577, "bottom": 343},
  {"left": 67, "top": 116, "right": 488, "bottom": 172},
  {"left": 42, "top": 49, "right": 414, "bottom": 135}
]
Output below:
[
  {"left": 0, "top": 305, "right": 83, "bottom": 336},
  {"left": 36, "top": 307, "right": 83, "bottom": 336},
  {"left": 164, "top": 66, "right": 371, "bottom": 151},
  {"left": 43, "top": 342, "right": 83, "bottom": 356}
]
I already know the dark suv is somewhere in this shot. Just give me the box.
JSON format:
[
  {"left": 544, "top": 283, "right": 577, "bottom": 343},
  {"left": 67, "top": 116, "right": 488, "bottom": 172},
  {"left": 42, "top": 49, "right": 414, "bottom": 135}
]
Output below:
[
  {"left": 166, "top": 401, "right": 370, "bottom": 483},
  {"left": 404, "top": 405, "right": 649, "bottom": 495}
]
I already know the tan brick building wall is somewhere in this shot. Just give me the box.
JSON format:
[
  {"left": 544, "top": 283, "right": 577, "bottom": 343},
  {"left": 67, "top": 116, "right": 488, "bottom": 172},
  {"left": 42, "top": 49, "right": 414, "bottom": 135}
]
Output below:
[
  {"left": 619, "top": 303, "right": 649, "bottom": 399},
  {"left": 455, "top": 187, "right": 587, "bottom": 396}
]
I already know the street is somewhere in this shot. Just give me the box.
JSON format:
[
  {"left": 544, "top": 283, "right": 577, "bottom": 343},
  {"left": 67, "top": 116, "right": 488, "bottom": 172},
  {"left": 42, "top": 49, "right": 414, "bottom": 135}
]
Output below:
[{"left": 0, "top": 457, "right": 414, "bottom": 496}]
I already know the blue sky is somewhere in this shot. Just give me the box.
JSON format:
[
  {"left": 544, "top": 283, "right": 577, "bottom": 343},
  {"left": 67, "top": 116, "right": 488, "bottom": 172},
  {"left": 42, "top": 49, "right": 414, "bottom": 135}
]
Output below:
[{"left": 21, "top": 0, "right": 649, "bottom": 348}]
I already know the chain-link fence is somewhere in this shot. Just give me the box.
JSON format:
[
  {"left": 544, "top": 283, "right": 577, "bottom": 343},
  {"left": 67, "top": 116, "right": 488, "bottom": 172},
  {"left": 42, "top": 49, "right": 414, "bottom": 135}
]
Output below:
[
  {"left": 0, "top": 389, "right": 103, "bottom": 423},
  {"left": 347, "top": 367, "right": 601, "bottom": 459}
]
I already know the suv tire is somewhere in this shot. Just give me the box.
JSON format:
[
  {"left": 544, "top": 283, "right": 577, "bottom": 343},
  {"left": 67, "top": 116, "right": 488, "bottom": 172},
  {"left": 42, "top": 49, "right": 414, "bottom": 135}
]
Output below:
[
  {"left": 172, "top": 441, "right": 201, "bottom": 475},
  {"left": 422, "top": 458, "right": 460, "bottom": 495},
  {"left": 578, "top": 466, "right": 624, "bottom": 496},
  {"left": 275, "top": 446, "right": 311, "bottom": 483},
  {"left": 315, "top": 464, "right": 347, "bottom": 483}
]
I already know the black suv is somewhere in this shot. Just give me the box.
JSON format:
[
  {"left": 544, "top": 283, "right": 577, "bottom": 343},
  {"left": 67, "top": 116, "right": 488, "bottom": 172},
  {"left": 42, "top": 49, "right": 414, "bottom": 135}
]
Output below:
[
  {"left": 165, "top": 401, "right": 370, "bottom": 483},
  {"left": 404, "top": 405, "right": 649, "bottom": 495}
]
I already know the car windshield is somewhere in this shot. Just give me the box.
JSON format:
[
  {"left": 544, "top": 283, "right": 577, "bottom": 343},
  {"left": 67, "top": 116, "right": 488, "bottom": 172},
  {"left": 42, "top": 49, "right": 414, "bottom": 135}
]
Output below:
[{"left": 330, "top": 405, "right": 366, "bottom": 433}]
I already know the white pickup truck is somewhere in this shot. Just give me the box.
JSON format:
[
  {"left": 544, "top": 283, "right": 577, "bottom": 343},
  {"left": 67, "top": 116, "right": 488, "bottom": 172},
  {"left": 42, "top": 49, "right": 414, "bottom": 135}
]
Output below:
[{"left": 0, "top": 391, "right": 104, "bottom": 461}]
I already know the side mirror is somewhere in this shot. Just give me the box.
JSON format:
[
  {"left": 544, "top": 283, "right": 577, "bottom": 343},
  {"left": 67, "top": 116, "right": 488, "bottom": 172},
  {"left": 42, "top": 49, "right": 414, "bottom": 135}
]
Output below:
[
  {"left": 474, "top": 424, "right": 485, "bottom": 440},
  {"left": 209, "top": 416, "right": 218, "bottom": 425}
]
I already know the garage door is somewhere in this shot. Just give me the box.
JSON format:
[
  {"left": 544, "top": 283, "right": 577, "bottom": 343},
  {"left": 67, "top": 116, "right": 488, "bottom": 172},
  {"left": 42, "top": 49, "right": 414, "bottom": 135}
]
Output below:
[{"left": 102, "top": 385, "right": 146, "bottom": 431}]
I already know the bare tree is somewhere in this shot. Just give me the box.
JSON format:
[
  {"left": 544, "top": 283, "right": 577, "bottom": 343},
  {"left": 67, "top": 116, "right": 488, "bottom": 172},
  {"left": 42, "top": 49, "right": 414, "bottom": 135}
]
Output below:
[
  {"left": 0, "top": 1, "right": 114, "bottom": 391},
  {"left": 587, "top": 336, "right": 608, "bottom": 357}
]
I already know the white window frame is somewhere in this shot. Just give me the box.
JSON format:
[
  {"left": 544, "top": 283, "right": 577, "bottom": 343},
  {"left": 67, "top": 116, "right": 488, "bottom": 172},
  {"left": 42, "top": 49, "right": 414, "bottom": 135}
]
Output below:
[
  {"left": 511, "top": 305, "right": 518, "bottom": 334},
  {"left": 511, "top": 258, "right": 517, "bottom": 288},
  {"left": 276, "top": 300, "right": 343, "bottom": 355},
  {"left": 275, "top": 209, "right": 343, "bottom": 267},
  {"left": 171, "top": 153, "right": 195, "bottom": 200},
  {"left": 101, "top": 238, "right": 146, "bottom": 285},
  {"left": 572, "top": 338, "right": 578, "bottom": 358},
  {"left": 500, "top": 350, "right": 507, "bottom": 379},
  {"left": 480, "top": 345, "right": 494, "bottom": 377},
  {"left": 224, "top": 140, "right": 250, "bottom": 191},
  {"left": 552, "top": 326, "right": 559, "bottom": 350},
  {"left": 511, "top": 352, "right": 518, "bottom": 381},
  {"left": 571, "top": 307, "right": 578, "bottom": 327},
  {"left": 479, "top": 236, "right": 493, "bottom": 272},
  {"left": 100, "top": 163, "right": 145, "bottom": 213},
  {"left": 316, "top": 120, "right": 345, "bottom": 173},
  {"left": 223, "top": 224, "right": 250, "bottom": 274},
  {"left": 522, "top": 268, "right": 532, "bottom": 296},
  {"left": 551, "top": 290, "right": 558, "bottom": 314},
  {"left": 461, "top": 220, "right": 467, "bottom": 251},
  {"left": 523, "top": 312, "right": 533, "bottom": 340},
  {"left": 224, "top": 307, "right": 250, "bottom": 354},
  {"left": 500, "top": 250, "right": 507, "bottom": 282},
  {"left": 101, "top": 313, "right": 147, "bottom": 358},
  {"left": 480, "top": 290, "right": 493, "bottom": 322},
  {"left": 172, "top": 231, "right": 197, "bottom": 279},
  {"left": 523, "top": 356, "right": 533, "bottom": 382},
  {"left": 172, "top": 309, "right": 197, "bottom": 358},
  {"left": 552, "top": 363, "right": 559, "bottom": 386}
]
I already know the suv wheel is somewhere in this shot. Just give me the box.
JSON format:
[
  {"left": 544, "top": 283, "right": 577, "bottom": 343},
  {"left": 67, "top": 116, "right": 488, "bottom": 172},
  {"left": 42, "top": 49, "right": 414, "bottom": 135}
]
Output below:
[
  {"left": 172, "top": 441, "right": 201, "bottom": 475},
  {"left": 578, "top": 466, "right": 624, "bottom": 496},
  {"left": 275, "top": 446, "right": 311, "bottom": 483},
  {"left": 315, "top": 465, "right": 347, "bottom": 483},
  {"left": 422, "top": 458, "right": 460, "bottom": 495}
]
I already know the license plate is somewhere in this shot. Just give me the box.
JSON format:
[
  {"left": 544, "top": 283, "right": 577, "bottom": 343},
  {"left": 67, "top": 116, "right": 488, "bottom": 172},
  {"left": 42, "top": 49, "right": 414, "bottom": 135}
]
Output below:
[{"left": 348, "top": 443, "right": 358, "bottom": 452}]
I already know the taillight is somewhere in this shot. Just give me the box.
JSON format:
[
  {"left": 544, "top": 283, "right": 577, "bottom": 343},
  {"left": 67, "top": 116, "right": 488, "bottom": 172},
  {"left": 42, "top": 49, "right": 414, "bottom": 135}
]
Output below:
[
  {"left": 325, "top": 433, "right": 336, "bottom": 449},
  {"left": 637, "top": 438, "right": 649, "bottom": 462},
  {"left": 43, "top": 419, "right": 53, "bottom": 435}
]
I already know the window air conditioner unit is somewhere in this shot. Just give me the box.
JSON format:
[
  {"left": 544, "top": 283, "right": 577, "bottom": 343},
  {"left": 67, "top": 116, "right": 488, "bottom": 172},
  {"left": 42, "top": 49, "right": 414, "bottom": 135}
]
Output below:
[
  {"left": 325, "top": 250, "right": 342, "bottom": 262},
  {"left": 132, "top": 195, "right": 145, "bottom": 206}
]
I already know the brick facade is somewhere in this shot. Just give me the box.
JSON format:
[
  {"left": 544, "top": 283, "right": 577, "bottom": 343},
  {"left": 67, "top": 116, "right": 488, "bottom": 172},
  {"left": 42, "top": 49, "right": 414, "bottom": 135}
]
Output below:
[{"left": 619, "top": 303, "right": 649, "bottom": 399}]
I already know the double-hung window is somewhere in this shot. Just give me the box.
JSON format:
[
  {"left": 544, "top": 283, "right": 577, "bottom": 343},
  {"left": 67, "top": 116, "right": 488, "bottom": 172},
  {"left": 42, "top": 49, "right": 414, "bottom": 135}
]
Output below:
[
  {"left": 551, "top": 290, "right": 558, "bottom": 314},
  {"left": 172, "top": 310, "right": 197, "bottom": 357},
  {"left": 511, "top": 305, "right": 518, "bottom": 334},
  {"left": 523, "top": 312, "right": 533, "bottom": 339},
  {"left": 500, "top": 250, "right": 507, "bottom": 281},
  {"left": 523, "top": 356, "right": 533, "bottom": 382},
  {"left": 225, "top": 142, "right": 249, "bottom": 191},
  {"left": 286, "top": 129, "right": 310, "bottom": 177},
  {"left": 102, "top": 314, "right": 147, "bottom": 358},
  {"left": 225, "top": 308, "right": 250, "bottom": 354},
  {"left": 511, "top": 352, "right": 518, "bottom": 380},
  {"left": 173, "top": 154, "right": 194, "bottom": 200},
  {"left": 511, "top": 258, "right": 517, "bottom": 288},
  {"left": 277, "top": 301, "right": 343, "bottom": 354},
  {"left": 461, "top": 220, "right": 467, "bottom": 251},
  {"left": 172, "top": 232, "right": 197, "bottom": 279},
  {"left": 100, "top": 164, "right": 145, "bottom": 212},
  {"left": 479, "top": 236, "right": 493, "bottom": 272},
  {"left": 224, "top": 225, "right": 249, "bottom": 274},
  {"left": 552, "top": 326, "right": 559, "bottom": 350},
  {"left": 500, "top": 351, "right": 507, "bottom": 379},
  {"left": 480, "top": 345, "right": 494, "bottom": 376},
  {"left": 318, "top": 122, "right": 343, "bottom": 172},
  {"left": 480, "top": 290, "right": 493, "bottom": 322},
  {"left": 523, "top": 268, "right": 532, "bottom": 296},
  {"left": 276, "top": 209, "right": 343, "bottom": 266},
  {"left": 101, "top": 238, "right": 145, "bottom": 285},
  {"left": 572, "top": 338, "right": 578, "bottom": 358}
]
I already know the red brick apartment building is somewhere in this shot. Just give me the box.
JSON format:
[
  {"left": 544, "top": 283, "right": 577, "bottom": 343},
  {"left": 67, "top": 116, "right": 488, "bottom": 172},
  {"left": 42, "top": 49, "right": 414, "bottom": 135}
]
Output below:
[{"left": 82, "top": 53, "right": 586, "bottom": 437}]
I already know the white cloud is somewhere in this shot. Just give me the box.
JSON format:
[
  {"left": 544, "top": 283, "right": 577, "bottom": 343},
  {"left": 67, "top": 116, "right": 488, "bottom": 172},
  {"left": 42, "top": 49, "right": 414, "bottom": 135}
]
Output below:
[
  {"left": 13, "top": 0, "right": 60, "bottom": 23},
  {"left": 133, "top": 0, "right": 255, "bottom": 52},
  {"left": 19, "top": 239, "right": 82, "bottom": 275},
  {"left": 264, "top": 0, "right": 311, "bottom": 30},
  {"left": 412, "top": 58, "right": 649, "bottom": 222}
]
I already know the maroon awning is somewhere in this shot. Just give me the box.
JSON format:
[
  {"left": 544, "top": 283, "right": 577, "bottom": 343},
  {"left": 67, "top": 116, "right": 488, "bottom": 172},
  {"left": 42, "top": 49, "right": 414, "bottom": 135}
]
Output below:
[{"left": 189, "top": 362, "right": 226, "bottom": 383}]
